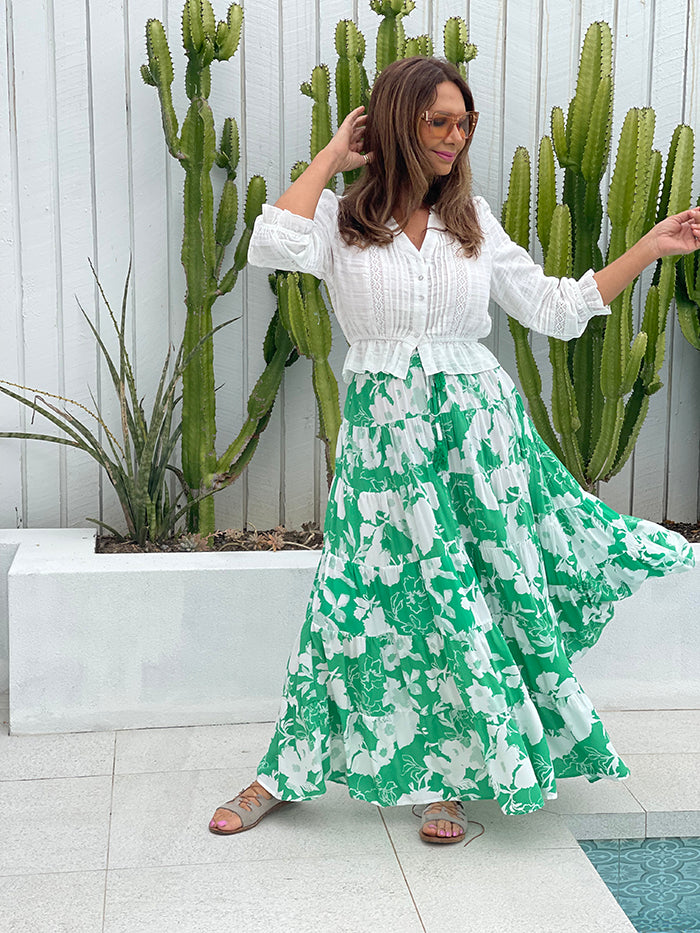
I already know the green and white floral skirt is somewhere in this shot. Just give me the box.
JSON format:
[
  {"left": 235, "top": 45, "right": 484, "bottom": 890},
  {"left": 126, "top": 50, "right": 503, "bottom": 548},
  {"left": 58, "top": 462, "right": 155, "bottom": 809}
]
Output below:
[{"left": 256, "top": 354, "right": 694, "bottom": 815}]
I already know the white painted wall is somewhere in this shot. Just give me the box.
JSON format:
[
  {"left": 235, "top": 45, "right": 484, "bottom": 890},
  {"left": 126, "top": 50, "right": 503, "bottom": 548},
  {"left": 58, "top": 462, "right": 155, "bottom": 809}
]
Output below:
[{"left": 1, "top": 0, "right": 699, "bottom": 534}]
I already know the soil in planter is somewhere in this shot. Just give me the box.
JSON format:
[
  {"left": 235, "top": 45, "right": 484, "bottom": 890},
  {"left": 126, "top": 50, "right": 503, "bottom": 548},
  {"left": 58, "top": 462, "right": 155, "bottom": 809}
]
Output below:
[
  {"left": 96, "top": 522, "right": 324, "bottom": 554},
  {"left": 96, "top": 519, "right": 700, "bottom": 553}
]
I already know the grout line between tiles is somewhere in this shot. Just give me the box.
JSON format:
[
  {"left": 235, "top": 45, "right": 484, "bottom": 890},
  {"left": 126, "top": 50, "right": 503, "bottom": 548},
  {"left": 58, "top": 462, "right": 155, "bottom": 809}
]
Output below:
[
  {"left": 377, "top": 807, "right": 428, "bottom": 933},
  {"left": 101, "top": 732, "right": 117, "bottom": 933}
]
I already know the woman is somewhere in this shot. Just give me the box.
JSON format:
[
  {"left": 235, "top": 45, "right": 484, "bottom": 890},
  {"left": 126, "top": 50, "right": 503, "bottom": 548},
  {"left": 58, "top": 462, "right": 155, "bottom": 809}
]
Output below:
[{"left": 209, "top": 57, "right": 698, "bottom": 844}]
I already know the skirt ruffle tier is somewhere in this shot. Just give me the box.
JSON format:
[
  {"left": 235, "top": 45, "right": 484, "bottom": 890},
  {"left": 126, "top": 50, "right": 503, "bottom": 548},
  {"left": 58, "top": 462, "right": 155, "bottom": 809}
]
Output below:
[{"left": 256, "top": 356, "right": 694, "bottom": 815}]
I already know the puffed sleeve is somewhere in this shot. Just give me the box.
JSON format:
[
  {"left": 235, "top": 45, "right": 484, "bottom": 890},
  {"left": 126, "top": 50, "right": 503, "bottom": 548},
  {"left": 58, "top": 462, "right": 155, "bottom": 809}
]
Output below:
[
  {"left": 247, "top": 187, "right": 339, "bottom": 281},
  {"left": 475, "top": 196, "right": 611, "bottom": 339}
]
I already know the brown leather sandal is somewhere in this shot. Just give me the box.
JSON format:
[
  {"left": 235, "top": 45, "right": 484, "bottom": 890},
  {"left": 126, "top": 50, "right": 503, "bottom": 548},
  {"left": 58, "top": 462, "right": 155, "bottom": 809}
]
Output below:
[{"left": 209, "top": 780, "right": 289, "bottom": 835}]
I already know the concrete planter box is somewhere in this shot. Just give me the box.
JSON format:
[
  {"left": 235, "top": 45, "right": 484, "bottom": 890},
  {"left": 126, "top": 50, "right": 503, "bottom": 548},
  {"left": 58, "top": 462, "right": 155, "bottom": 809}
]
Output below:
[{"left": 1, "top": 529, "right": 699, "bottom": 735}]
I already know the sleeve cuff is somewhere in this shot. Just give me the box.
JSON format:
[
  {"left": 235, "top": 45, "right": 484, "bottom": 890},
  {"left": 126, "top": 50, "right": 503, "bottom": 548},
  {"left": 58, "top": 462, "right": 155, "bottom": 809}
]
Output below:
[
  {"left": 578, "top": 268, "right": 611, "bottom": 315},
  {"left": 260, "top": 202, "right": 317, "bottom": 235}
]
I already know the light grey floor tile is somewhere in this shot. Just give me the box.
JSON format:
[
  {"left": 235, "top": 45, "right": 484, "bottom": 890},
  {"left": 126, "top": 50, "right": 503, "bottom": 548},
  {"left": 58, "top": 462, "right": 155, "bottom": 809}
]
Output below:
[
  {"left": 544, "top": 775, "right": 642, "bottom": 815},
  {"left": 0, "top": 870, "right": 105, "bottom": 933},
  {"left": 0, "top": 729, "right": 115, "bottom": 781},
  {"left": 104, "top": 858, "right": 423, "bottom": 933},
  {"left": 543, "top": 775, "right": 646, "bottom": 840},
  {"left": 108, "top": 768, "right": 392, "bottom": 869},
  {"left": 601, "top": 709, "right": 700, "bottom": 755},
  {"left": 399, "top": 847, "right": 637, "bottom": 933},
  {"left": 114, "top": 721, "right": 274, "bottom": 774},
  {"left": 646, "top": 809, "right": 700, "bottom": 836},
  {"left": 624, "top": 752, "right": 700, "bottom": 812},
  {"left": 0, "top": 776, "right": 112, "bottom": 876},
  {"left": 382, "top": 798, "right": 578, "bottom": 858}
]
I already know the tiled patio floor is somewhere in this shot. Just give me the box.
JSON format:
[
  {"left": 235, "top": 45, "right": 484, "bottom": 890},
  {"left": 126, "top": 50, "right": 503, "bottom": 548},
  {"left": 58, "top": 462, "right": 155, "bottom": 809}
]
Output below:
[{"left": 1, "top": 694, "right": 698, "bottom": 933}]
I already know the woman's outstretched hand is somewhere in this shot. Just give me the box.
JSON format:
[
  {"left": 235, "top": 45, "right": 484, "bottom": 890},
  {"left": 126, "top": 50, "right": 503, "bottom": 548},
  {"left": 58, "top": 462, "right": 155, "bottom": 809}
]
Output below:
[
  {"left": 594, "top": 207, "right": 700, "bottom": 305},
  {"left": 323, "top": 105, "right": 370, "bottom": 174},
  {"left": 648, "top": 207, "right": 700, "bottom": 259}
]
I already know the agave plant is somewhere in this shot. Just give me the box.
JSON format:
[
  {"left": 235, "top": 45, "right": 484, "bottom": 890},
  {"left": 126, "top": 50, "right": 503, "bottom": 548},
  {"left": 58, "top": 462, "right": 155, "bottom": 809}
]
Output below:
[{"left": 0, "top": 262, "right": 233, "bottom": 546}]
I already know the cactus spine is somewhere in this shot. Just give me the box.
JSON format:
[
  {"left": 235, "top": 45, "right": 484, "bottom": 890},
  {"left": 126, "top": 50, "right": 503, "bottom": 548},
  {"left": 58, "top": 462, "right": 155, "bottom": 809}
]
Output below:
[
  {"left": 503, "top": 21, "right": 695, "bottom": 491},
  {"left": 143, "top": 3, "right": 293, "bottom": 533}
]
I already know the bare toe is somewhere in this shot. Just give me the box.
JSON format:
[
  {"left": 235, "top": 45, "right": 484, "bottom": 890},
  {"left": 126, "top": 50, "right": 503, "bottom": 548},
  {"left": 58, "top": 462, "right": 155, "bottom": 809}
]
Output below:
[{"left": 210, "top": 808, "right": 242, "bottom": 832}]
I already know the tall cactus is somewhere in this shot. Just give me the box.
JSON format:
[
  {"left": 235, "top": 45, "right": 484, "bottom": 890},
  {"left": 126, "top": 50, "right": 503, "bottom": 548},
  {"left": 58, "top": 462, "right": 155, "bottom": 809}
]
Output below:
[
  {"left": 502, "top": 21, "right": 695, "bottom": 491},
  {"left": 142, "top": 2, "right": 295, "bottom": 533},
  {"left": 443, "top": 17, "right": 478, "bottom": 80}
]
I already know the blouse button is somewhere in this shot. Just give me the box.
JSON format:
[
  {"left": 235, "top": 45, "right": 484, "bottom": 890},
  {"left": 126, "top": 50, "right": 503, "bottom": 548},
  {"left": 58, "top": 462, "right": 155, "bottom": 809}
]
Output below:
[{"left": 418, "top": 274, "right": 424, "bottom": 281}]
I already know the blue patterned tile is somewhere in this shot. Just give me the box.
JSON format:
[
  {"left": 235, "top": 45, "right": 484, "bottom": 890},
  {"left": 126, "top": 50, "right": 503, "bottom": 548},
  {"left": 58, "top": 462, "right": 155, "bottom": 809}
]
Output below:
[
  {"left": 580, "top": 839, "right": 620, "bottom": 893},
  {"left": 582, "top": 837, "right": 700, "bottom": 933}
]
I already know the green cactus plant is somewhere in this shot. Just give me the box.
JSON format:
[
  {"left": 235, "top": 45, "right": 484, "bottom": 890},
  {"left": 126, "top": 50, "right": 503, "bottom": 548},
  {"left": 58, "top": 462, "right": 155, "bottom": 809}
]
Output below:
[
  {"left": 502, "top": 21, "right": 695, "bottom": 491},
  {"left": 142, "top": 2, "right": 296, "bottom": 533},
  {"left": 443, "top": 17, "right": 478, "bottom": 80}
]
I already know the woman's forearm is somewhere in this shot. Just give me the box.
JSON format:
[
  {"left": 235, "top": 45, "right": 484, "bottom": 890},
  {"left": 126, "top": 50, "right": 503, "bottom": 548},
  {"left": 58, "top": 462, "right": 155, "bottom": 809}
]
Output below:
[
  {"left": 592, "top": 234, "right": 659, "bottom": 306},
  {"left": 274, "top": 148, "right": 343, "bottom": 219}
]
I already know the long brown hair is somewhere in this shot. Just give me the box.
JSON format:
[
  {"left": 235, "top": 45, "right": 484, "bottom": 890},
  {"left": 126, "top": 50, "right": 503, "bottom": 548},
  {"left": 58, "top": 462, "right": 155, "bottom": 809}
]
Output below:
[{"left": 337, "top": 57, "right": 483, "bottom": 256}]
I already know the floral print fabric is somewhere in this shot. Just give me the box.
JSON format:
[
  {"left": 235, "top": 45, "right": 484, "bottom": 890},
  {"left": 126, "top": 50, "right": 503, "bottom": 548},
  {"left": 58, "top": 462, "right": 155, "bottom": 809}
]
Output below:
[{"left": 256, "top": 356, "right": 694, "bottom": 815}]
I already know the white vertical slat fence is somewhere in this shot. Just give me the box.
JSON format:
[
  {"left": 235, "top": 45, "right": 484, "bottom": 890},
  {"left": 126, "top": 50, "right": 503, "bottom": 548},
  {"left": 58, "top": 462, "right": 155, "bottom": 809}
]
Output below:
[{"left": 0, "top": 0, "right": 698, "bottom": 533}]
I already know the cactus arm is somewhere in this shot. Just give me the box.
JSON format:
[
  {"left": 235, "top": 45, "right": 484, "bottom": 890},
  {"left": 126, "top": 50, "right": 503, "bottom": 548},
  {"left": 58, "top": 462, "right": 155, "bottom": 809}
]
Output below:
[
  {"left": 143, "top": 19, "right": 180, "bottom": 158},
  {"left": 301, "top": 65, "right": 333, "bottom": 162},
  {"left": 214, "top": 326, "right": 294, "bottom": 477},
  {"left": 551, "top": 107, "right": 568, "bottom": 166},
  {"left": 676, "top": 248, "right": 700, "bottom": 349},
  {"left": 214, "top": 179, "right": 238, "bottom": 274},
  {"left": 608, "top": 380, "right": 649, "bottom": 478},
  {"left": 335, "top": 20, "right": 369, "bottom": 189},
  {"left": 536, "top": 137, "right": 557, "bottom": 256},
  {"left": 313, "top": 360, "right": 341, "bottom": 482},
  {"left": 370, "top": 0, "right": 416, "bottom": 72},
  {"left": 443, "top": 17, "right": 477, "bottom": 78},
  {"left": 403, "top": 35, "right": 433, "bottom": 58},
  {"left": 566, "top": 21, "right": 612, "bottom": 170},
  {"left": 214, "top": 3, "right": 242, "bottom": 60},
  {"left": 581, "top": 75, "right": 613, "bottom": 187},
  {"left": 542, "top": 204, "right": 586, "bottom": 483},
  {"left": 572, "top": 324, "right": 595, "bottom": 466},
  {"left": 502, "top": 148, "right": 532, "bottom": 250},
  {"left": 217, "top": 116, "right": 239, "bottom": 177}
]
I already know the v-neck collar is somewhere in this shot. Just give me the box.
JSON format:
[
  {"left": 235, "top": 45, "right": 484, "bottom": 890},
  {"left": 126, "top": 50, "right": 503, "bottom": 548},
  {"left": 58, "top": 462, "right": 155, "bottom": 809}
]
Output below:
[{"left": 389, "top": 207, "right": 440, "bottom": 256}]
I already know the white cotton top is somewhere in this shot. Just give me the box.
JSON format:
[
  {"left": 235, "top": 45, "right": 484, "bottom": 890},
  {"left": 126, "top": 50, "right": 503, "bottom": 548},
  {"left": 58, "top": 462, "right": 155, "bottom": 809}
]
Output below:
[{"left": 247, "top": 188, "right": 610, "bottom": 384}]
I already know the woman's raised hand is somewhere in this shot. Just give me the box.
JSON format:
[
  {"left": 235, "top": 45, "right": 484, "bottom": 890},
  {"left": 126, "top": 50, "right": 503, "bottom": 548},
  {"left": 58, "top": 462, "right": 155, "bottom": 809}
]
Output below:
[
  {"left": 323, "top": 106, "right": 370, "bottom": 174},
  {"left": 647, "top": 207, "right": 700, "bottom": 259}
]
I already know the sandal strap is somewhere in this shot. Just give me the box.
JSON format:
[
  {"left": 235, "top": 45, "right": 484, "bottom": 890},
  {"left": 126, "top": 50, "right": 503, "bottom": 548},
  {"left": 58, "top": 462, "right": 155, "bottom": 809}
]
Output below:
[
  {"left": 216, "top": 783, "right": 280, "bottom": 826},
  {"left": 421, "top": 800, "right": 466, "bottom": 830}
]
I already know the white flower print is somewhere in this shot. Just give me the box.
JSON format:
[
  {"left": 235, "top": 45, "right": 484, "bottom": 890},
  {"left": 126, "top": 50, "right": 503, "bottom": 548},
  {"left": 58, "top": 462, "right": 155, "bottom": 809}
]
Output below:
[{"left": 255, "top": 359, "right": 693, "bottom": 813}]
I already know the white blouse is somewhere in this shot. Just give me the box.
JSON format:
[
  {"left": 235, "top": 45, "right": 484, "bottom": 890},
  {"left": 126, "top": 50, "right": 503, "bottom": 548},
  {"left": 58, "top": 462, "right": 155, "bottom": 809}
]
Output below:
[{"left": 247, "top": 189, "right": 610, "bottom": 384}]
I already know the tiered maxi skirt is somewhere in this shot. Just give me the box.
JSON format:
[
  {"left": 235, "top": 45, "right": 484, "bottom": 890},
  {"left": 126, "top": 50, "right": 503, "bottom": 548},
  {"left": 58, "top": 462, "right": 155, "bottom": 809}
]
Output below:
[{"left": 256, "top": 354, "right": 695, "bottom": 815}]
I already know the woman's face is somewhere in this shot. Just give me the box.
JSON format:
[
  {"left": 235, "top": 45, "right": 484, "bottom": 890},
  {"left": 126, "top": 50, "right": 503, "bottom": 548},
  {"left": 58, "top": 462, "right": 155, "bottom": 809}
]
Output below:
[{"left": 418, "top": 80, "right": 468, "bottom": 176}]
